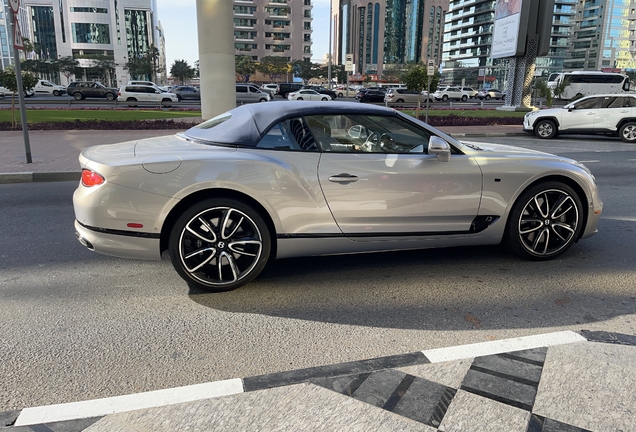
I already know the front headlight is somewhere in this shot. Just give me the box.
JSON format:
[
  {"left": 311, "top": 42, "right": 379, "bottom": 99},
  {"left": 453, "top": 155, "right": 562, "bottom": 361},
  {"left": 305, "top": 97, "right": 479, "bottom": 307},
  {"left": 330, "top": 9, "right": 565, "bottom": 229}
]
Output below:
[{"left": 525, "top": 111, "right": 540, "bottom": 118}]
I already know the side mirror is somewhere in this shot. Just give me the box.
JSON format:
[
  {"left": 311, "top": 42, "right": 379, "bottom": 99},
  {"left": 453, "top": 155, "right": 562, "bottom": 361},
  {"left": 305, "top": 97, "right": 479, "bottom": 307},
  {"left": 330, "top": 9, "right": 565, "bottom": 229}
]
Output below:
[
  {"left": 428, "top": 136, "right": 451, "bottom": 162},
  {"left": 155, "top": 90, "right": 161, "bottom": 94}
]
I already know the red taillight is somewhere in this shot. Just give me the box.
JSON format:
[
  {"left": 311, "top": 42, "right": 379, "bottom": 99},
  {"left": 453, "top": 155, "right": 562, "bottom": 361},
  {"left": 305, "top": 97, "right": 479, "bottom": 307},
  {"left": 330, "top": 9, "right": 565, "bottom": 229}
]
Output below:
[{"left": 81, "top": 169, "right": 105, "bottom": 187}]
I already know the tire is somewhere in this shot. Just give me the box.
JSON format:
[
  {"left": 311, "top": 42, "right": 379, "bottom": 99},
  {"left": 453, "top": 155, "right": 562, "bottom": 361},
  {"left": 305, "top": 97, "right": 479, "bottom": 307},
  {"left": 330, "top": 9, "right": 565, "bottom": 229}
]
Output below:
[
  {"left": 534, "top": 119, "right": 557, "bottom": 139},
  {"left": 297, "top": 97, "right": 303, "bottom": 101},
  {"left": 161, "top": 98, "right": 172, "bottom": 107},
  {"left": 259, "top": 97, "right": 267, "bottom": 102},
  {"left": 338, "top": 92, "right": 344, "bottom": 98},
  {"left": 321, "top": 97, "right": 328, "bottom": 101},
  {"left": 53, "top": 90, "right": 60, "bottom": 96},
  {"left": 126, "top": 97, "right": 137, "bottom": 107},
  {"left": 619, "top": 122, "right": 636, "bottom": 143},
  {"left": 168, "top": 198, "right": 271, "bottom": 292},
  {"left": 177, "top": 95, "right": 183, "bottom": 102},
  {"left": 485, "top": 95, "right": 491, "bottom": 100},
  {"left": 505, "top": 182, "right": 583, "bottom": 260},
  {"left": 442, "top": 95, "right": 449, "bottom": 101},
  {"left": 105, "top": 93, "right": 115, "bottom": 101},
  {"left": 73, "top": 92, "right": 83, "bottom": 100},
  {"left": 461, "top": 95, "right": 468, "bottom": 102},
  {"left": 396, "top": 99, "right": 405, "bottom": 103}
]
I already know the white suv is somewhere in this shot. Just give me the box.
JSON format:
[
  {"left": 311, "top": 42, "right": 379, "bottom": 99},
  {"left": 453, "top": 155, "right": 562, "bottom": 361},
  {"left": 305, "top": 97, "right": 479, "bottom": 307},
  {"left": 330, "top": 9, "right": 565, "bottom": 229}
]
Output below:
[
  {"left": 524, "top": 93, "right": 636, "bottom": 142},
  {"left": 433, "top": 86, "right": 470, "bottom": 102},
  {"left": 118, "top": 84, "right": 178, "bottom": 106}
]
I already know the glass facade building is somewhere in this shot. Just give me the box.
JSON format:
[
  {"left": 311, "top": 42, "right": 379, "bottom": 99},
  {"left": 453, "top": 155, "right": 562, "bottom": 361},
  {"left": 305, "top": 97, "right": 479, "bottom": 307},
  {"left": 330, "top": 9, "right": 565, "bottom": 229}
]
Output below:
[{"left": 334, "top": 0, "right": 448, "bottom": 78}]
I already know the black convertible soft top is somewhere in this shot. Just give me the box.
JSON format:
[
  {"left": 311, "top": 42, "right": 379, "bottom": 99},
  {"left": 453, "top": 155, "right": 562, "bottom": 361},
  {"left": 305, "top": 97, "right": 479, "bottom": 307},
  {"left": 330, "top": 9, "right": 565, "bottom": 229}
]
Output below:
[{"left": 182, "top": 101, "right": 398, "bottom": 147}]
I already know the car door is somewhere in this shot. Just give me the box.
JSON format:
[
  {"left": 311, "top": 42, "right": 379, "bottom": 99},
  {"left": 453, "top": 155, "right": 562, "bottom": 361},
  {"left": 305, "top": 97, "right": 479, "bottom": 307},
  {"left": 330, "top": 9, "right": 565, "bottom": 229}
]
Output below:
[
  {"left": 560, "top": 97, "right": 600, "bottom": 131},
  {"left": 312, "top": 113, "right": 482, "bottom": 236},
  {"left": 594, "top": 96, "right": 631, "bottom": 131}
]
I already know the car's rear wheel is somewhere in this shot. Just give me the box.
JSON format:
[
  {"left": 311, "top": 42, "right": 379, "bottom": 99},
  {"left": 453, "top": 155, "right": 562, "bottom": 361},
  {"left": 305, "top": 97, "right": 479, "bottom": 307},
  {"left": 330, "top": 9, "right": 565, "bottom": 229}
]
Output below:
[
  {"left": 73, "top": 92, "right": 83, "bottom": 100},
  {"left": 534, "top": 119, "right": 557, "bottom": 139},
  {"left": 126, "top": 97, "right": 137, "bottom": 107},
  {"left": 485, "top": 95, "right": 491, "bottom": 100},
  {"left": 168, "top": 198, "right": 271, "bottom": 292},
  {"left": 338, "top": 92, "right": 344, "bottom": 98},
  {"left": 619, "top": 122, "right": 636, "bottom": 142},
  {"left": 177, "top": 95, "right": 183, "bottom": 102},
  {"left": 105, "top": 93, "right": 115, "bottom": 101},
  {"left": 162, "top": 98, "right": 172, "bottom": 107},
  {"left": 396, "top": 99, "right": 404, "bottom": 103},
  {"left": 297, "top": 97, "right": 303, "bottom": 101},
  {"left": 505, "top": 182, "right": 583, "bottom": 260}
]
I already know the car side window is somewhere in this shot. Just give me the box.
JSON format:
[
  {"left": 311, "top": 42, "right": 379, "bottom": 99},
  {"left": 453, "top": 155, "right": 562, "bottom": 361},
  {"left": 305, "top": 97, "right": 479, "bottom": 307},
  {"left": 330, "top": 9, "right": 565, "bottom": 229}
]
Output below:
[
  {"left": 304, "top": 114, "right": 430, "bottom": 154},
  {"left": 236, "top": 86, "right": 247, "bottom": 93},
  {"left": 600, "top": 97, "right": 626, "bottom": 108},
  {"left": 257, "top": 117, "right": 317, "bottom": 151},
  {"left": 573, "top": 98, "right": 599, "bottom": 110}
]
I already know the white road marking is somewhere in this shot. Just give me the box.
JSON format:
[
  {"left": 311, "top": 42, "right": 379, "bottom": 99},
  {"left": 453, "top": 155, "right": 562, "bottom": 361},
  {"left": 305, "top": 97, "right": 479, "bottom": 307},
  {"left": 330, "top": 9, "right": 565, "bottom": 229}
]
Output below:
[
  {"left": 15, "top": 378, "right": 244, "bottom": 426},
  {"left": 422, "top": 331, "right": 586, "bottom": 363},
  {"left": 578, "top": 160, "right": 600, "bottom": 163}
]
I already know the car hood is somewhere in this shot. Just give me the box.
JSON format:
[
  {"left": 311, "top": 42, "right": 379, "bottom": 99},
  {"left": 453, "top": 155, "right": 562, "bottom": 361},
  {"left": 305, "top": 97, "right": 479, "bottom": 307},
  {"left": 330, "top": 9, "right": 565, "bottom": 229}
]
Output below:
[{"left": 460, "top": 140, "right": 574, "bottom": 161}]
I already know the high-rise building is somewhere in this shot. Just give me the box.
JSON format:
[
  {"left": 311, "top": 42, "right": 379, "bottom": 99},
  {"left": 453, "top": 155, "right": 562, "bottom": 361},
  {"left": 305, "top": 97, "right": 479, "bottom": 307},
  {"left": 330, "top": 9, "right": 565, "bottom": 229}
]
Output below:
[
  {"left": 333, "top": 0, "right": 448, "bottom": 78},
  {"left": 442, "top": 0, "right": 577, "bottom": 88},
  {"left": 2, "top": 0, "right": 165, "bottom": 86},
  {"left": 1, "top": 0, "right": 30, "bottom": 70},
  {"left": 233, "top": 0, "right": 313, "bottom": 62}
]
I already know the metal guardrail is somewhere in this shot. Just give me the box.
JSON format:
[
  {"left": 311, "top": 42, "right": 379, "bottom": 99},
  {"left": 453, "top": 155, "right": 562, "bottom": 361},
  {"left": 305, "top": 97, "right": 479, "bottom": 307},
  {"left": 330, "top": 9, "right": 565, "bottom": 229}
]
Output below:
[{"left": 0, "top": 97, "right": 200, "bottom": 109}]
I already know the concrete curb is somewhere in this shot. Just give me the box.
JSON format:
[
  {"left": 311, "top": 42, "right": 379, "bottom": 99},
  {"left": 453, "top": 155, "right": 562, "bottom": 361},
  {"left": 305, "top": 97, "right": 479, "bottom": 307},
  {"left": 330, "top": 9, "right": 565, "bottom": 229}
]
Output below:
[{"left": 0, "top": 171, "right": 81, "bottom": 184}]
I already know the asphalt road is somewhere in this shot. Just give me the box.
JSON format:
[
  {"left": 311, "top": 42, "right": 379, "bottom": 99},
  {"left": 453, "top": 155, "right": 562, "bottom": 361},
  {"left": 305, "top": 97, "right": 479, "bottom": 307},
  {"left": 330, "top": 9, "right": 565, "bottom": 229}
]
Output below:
[{"left": 1, "top": 135, "right": 635, "bottom": 412}]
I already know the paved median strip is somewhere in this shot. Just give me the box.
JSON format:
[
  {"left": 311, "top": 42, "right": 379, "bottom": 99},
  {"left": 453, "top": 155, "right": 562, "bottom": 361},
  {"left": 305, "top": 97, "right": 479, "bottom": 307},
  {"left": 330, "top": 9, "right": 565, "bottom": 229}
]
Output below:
[
  {"left": 10, "top": 330, "right": 590, "bottom": 428},
  {"left": 0, "top": 172, "right": 81, "bottom": 184}
]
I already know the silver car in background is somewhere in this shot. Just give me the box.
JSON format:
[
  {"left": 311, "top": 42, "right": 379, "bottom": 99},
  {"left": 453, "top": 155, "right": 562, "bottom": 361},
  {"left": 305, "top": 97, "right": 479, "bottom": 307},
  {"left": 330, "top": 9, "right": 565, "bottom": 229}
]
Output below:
[{"left": 74, "top": 102, "right": 602, "bottom": 292}]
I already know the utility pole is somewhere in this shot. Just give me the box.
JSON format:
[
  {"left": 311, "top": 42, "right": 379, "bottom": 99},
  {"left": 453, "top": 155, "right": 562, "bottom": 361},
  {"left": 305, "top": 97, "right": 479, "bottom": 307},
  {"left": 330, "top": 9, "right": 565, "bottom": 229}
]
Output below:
[{"left": 327, "top": 0, "right": 332, "bottom": 89}]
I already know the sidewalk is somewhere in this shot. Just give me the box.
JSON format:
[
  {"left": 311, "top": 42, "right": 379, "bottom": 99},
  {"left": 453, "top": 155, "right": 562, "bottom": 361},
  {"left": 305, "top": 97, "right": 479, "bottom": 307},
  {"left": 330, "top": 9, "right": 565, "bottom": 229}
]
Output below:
[
  {"left": 0, "top": 125, "right": 525, "bottom": 183},
  {"left": 2, "top": 330, "right": 634, "bottom": 431}
]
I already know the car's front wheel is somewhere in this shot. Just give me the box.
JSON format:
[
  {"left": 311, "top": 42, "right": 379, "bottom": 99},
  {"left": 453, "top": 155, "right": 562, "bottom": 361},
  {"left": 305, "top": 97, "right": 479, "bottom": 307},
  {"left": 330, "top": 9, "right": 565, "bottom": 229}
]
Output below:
[
  {"left": 53, "top": 90, "right": 60, "bottom": 96},
  {"left": 161, "top": 98, "right": 173, "bottom": 107},
  {"left": 168, "top": 198, "right": 271, "bottom": 292},
  {"left": 505, "top": 182, "right": 583, "bottom": 260},
  {"left": 534, "top": 119, "right": 557, "bottom": 139},
  {"left": 461, "top": 95, "right": 468, "bottom": 101},
  {"left": 485, "top": 95, "right": 491, "bottom": 100},
  {"left": 338, "top": 92, "right": 344, "bottom": 98},
  {"left": 619, "top": 122, "right": 636, "bottom": 142}
]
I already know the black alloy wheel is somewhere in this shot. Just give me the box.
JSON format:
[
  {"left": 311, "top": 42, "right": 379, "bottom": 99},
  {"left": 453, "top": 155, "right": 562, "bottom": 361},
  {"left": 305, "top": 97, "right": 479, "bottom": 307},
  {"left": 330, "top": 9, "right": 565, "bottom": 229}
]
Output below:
[
  {"left": 505, "top": 182, "right": 583, "bottom": 260},
  {"left": 168, "top": 198, "right": 271, "bottom": 292}
]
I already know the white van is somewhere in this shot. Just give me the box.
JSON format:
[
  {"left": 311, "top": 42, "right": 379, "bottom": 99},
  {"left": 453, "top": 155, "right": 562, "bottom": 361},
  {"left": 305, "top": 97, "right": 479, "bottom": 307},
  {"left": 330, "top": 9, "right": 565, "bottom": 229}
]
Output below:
[{"left": 34, "top": 80, "right": 66, "bottom": 96}]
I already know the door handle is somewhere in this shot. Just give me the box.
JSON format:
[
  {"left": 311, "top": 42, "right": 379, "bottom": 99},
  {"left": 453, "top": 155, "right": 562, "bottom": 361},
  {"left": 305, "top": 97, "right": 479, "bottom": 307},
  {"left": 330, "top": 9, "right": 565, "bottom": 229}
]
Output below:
[{"left": 328, "top": 173, "right": 359, "bottom": 183}]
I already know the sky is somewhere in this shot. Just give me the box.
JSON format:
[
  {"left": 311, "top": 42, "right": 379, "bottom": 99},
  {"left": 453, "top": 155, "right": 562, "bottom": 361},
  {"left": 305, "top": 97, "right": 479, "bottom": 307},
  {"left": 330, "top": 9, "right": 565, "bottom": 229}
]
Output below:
[{"left": 156, "top": 0, "right": 331, "bottom": 70}]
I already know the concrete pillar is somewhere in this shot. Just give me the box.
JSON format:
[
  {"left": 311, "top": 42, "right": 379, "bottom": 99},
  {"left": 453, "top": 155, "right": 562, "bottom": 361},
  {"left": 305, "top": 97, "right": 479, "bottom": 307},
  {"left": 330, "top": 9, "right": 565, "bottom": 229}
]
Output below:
[{"left": 196, "top": 0, "right": 235, "bottom": 120}]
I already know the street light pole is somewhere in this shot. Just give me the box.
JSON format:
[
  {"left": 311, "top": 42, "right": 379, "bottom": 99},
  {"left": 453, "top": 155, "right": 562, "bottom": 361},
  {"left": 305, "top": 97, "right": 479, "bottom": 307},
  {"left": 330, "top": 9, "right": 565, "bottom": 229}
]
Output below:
[{"left": 327, "top": 0, "right": 332, "bottom": 89}]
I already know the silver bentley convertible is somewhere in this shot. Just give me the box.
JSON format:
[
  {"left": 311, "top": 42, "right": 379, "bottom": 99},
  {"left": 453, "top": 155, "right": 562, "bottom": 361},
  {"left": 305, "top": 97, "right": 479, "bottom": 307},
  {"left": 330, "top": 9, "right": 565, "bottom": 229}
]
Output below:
[{"left": 73, "top": 102, "right": 603, "bottom": 292}]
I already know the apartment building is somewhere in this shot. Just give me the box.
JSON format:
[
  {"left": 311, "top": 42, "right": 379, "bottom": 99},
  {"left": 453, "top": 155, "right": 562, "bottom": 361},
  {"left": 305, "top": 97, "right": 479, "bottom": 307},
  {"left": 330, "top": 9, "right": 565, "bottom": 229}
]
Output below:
[
  {"left": 233, "top": 0, "right": 313, "bottom": 62},
  {"left": 332, "top": 0, "right": 449, "bottom": 78},
  {"left": 1, "top": 0, "right": 164, "bottom": 86}
]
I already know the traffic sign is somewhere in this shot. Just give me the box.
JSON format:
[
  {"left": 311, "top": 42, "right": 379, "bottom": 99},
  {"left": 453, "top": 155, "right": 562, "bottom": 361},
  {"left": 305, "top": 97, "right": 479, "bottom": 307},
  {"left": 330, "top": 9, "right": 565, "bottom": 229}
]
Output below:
[
  {"left": 13, "top": 20, "right": 24, "bottom": 50},
  {"left": 427, "top": 60, "right": 435, "bottom": 76},
  {"left": 345, "top": 54, "right": 354, "bottom": 72}
]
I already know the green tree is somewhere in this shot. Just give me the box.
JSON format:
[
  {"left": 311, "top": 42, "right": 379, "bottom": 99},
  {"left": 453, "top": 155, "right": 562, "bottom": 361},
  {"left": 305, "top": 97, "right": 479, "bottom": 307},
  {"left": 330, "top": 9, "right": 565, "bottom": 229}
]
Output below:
[
  {"left": 256, "top": 56, "right": 290, "bottom": 81},
  {"left": 125, "top": 56, "right": 152, "bottom": 81},
  {"left": 533, "top": 79, "right": 553, "bottom": 108},
  {"left": 293, "top": 59, "right": 321, "bottom": 84},
  {"left": 552, "top": 76, "right": 571, "bottom": 100},
  {"left": 402, "top": 63, "right": 440, "bottom": 117},
  {"left": 170, "top": 59, "right": 195, "bottom": 85},
  {"left": 57, "top": 56, "right": 80, "bottom": 83},
  {"left": 92, "top": 55, "right": 116, "bottom": 87},
  {"left": 0, "top": 68, "right": 39, "bottom": 126},
  {"left": 235, "top": 55, "right": 256, "bottom": 82}
]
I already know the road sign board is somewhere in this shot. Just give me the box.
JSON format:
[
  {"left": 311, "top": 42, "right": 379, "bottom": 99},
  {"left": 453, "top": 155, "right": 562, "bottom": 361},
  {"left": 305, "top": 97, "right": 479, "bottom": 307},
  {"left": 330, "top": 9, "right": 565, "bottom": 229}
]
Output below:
[
  {"left": 345, "top": 54, "right": 354, "bottom": 72},
  {"left": 13, "top": 20, "right": 24, "bottom": 50}
]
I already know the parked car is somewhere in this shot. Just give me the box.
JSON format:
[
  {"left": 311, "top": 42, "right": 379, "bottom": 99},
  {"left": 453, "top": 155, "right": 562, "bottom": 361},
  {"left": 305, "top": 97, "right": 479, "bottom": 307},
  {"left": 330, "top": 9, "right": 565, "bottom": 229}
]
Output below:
[
  {"left": 128, "top": 80, "right": 162, "bottom": 90},
  {"left": 73, "top": 101, "right": 602, "bottom": 292},
  {"left": 0, "top": 85, "right": 34, "bottom": 97},
  {"left": 433, "top": 86, "right": 470, "bottom": 101},
  {"left": 524, "top": 93, "right": 636, "bottom": 142},
  {"left": 117, "top": 84, "right": 178, "bottom": 106},
  {"left": 67, "top": 82, "right": 119, "bottom": 100},
  {"left": 288, "top": 89, "right": 331, "bottom": 101},
  {"left": 477, "top": 88, "right": 506, "bottom": 100},
  {"left": 278, "top": 82, "right": 304, "bottom": 98},
  {"left": 335, "top": 86, "right": 357, "bottom": 98},
  {"left": 357, "top": 89, "right": 386, "bottom": 103},
  {"left": 169, "top": 85, "right": 200, "bottom": 101},
  {"left": 260, "top": 84, "right": 279, "bottom": 97},
  {"left": 461, "top": 87, "right": 478, "bottom": 98},
  {"left": 34, "top": 79, "right": 66, "bottom": 96},
  {"left": 301, "top": 85, "right": 337, "bottom": 100},
  {"left": 236, "top": 84, "right": 271, "bottom": 103},
  {"left": 383, "top": 88, "right": 432, "bottom": 106}
]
